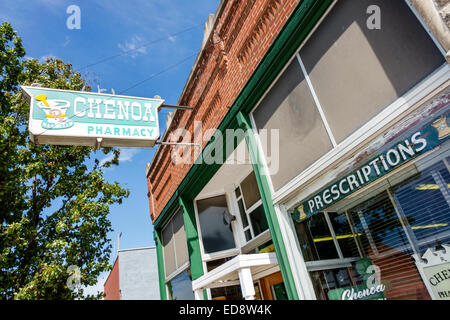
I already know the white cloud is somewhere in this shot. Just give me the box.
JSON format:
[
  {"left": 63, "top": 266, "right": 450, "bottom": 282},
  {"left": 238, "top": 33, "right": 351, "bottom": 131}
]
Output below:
[
  {"left": 62, "top": 36, "right": 70, "bottom": 47},
  {"left": 34, "top": 0, "right": 67, "bottom": 15},
  {"left": 82, "top": 272, "right": 108, "bottom": 299},
  {"left": 99, "top": 148, "right": 141, "bottom": 168},
  {"left": 118, "top": 35, "right": 148, "bottom": 58},
  {"left": 168, "top": 35, "right": 176, "bottom": 43},
  {"left": 39, "top": 53, "right": 59, "bottom": 63}
]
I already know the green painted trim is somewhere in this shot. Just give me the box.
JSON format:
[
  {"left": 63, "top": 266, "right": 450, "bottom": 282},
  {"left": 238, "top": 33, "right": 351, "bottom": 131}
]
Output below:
[
  {"left": 236, "top": 111, "right": 299, "bottom": 300},
  {"left": 180, "top": 197, "right": 216, "bottom": 300},
  {"left": 154, "top": 190, "right": 179, "bottom": 230},
  {"left": 179, "top": 197, "right": 204, "bottom": 281},
  {"left": 180, "top": 196, "right": 221, "bottom": 300},
  {"left": 154, "top": 230, "right": 167, "bottom": 300},
  {"left": 155, "top": 198, "right": 207, "bottom": 300},
  {"left": 153, "top": 0, "right": 333, "bottom": 230},
  {"left": 153, "top": 195, "right": 180, "bottom": 300}
]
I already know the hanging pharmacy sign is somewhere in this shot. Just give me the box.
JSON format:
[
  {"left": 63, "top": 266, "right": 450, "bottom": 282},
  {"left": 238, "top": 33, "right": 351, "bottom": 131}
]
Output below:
[
  {"left": 21, "top": 86, "right": 163, "bottom": 148},
  {"left": 292, "top": 106, "right": 450, "bottom": 223}
]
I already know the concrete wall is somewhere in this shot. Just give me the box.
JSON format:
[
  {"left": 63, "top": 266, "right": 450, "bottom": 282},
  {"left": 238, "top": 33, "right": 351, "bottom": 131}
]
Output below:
[{"left": 118, "top": 247, "right": 160, "bottom": 300}]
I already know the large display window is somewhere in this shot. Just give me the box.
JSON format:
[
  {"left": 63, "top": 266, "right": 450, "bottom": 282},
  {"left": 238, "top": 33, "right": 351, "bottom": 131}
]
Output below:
[
  {"left": 197, "top": 195, "right": 236, "bottom": 254},
  {"left": 162, "top": 209, "right": 194, "bottom": 300},
  {"left": 167, "top": 269, "right": 195, "bottom": 300},
  {"left": 251, "top": 0, "right": 445, "bottom": 193},
  {"left": 235, "top": 171, "right": 269, "bottom": 243},
  {"left": 291, "top": 108, "right": 450, "bottom": 300},
  {"left": 162, "top": 208, "right": 189, "bottom": 278}
]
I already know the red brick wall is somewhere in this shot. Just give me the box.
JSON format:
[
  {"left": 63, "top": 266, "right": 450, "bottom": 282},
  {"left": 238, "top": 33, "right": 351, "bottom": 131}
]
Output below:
[
  {"left": 147, "top": 0, "right": 299, "bottom": 222},
  {"left": 104, "top": 258, "right": 120, "bottom": 300}
]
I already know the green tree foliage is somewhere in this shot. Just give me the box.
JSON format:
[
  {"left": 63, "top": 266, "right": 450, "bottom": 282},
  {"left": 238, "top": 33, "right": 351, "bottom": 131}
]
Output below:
[{"left": 0, "top": 22, "right": 129, "bottom": 299}]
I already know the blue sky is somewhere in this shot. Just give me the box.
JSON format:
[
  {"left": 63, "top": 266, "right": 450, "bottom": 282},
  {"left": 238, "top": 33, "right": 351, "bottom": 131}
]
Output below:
[{"left": 1, "top": 0, "right": 220, "bottom": 292}]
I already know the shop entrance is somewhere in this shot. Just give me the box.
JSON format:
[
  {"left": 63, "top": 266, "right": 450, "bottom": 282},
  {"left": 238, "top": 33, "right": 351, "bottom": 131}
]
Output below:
[
  {"left": 192, "top": 140, "right": 285, "bottom": 300},
  {"left": 191, "top": 253, "right": 281, "bottom": 300},
  {"left": 209, "top": 272, "right": 286, "bottom": 300}
]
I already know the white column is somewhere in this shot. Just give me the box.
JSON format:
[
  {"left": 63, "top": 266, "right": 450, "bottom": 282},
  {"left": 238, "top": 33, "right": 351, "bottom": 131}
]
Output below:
[
  {"left": 238, "top": 267, "right": 255, "bottom": 300},
  {"left": 194, "top": 289, "right": 203, "bottom": 300},
  {"left": 224, "top": 183, "right": 246, "bottom": 247}
]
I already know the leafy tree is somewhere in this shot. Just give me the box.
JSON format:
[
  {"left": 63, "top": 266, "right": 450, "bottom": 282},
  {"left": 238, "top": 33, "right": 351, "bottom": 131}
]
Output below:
[{"left": 0, "top": 22, "right": 129, "bottom": 299}]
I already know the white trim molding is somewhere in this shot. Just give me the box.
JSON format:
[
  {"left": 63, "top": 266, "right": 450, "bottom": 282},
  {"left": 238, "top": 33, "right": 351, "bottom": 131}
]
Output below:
[
  {"left": 165, "top": 261, "right": 190, "bottom": 283},
  {"left": 192, "top": 253, "right": 278, "bottom": 292}
]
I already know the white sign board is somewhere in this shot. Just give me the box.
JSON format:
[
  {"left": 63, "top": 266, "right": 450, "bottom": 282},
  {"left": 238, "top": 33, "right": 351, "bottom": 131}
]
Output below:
[
  {"left": 22, "top": 86, "right": 164, "bottom": 148},
  {"left": 413, "top": 244, "right": 450, "bottom": 300}
]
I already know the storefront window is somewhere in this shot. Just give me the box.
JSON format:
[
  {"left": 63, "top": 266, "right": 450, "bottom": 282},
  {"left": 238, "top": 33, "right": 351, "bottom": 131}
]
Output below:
[
  {"left": 248, "top": 205, "right": 268, "bottom": 237},
  {"left": 235, "top": 171, "right": 269, "bottom": 243},
  {"left": 251, "top": 0, "right": 445, "bottom": 194},
  {"left": 197, "top": 195, "right": 236, "bottom": 254},
  {"left": 162, "top": 208, "right": 189, "bottom": 277},
  {"left": 211, "top": 285, "right": 243, "bottom": 300},
  {"left": 299, "top": 0, "right": 445, "bottom": 144},
  {"left": 293, "top": 142, "right": 450, "bottom": 300},
  {"left": 241, "top": 171, "right": 260, "bottom": 210},
  {"left": 391, "top": 158, "right": 450, "bottom": 253},
  {"left": 237, "top": 198, "right": 249, "bottom": 229},
  {"left": 167, "top": 269, "right": 195, "bottom": 300},
  {"left": 347, "top": 190, "right": 412, "bottom": 257},
  {"left": 294, "top": 212, "right": 339, "bottom": 261},
  {"left": 311, "top": 266, "right": 358, "bottom": 300},
  {"left": 327, "top": 212, "right": 360, "bottom": 258},
  {"left": 252, "top": 58, "right": 333, "bottom": 191}
]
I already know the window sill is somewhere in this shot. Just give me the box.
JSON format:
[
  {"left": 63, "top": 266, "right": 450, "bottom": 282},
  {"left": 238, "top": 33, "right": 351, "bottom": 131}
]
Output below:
[
  {"left": 202, "top": 248, "right": 240, "bottom": 262},
  {"left": 305, "top": 257, "right": 360, "bottom": 272},
  {"left": 241, "top": 229, "right": 272, "bottom": 254}
]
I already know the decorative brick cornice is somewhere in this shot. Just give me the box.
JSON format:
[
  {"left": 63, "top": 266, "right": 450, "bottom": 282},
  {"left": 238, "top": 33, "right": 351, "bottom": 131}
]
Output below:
[
  {"left": 218, "top": 0, "right": 241, "bottom": 39},
  {"left": 202, "top": 91, "right": 222, "bottom": 126},
  {"left": 237, "top": 0, "right": 284, "bottom": 65},
  {"left": 156, "top": 173, "right": 171, "bottom": 202},
  {"left": 225, "top": 0, "right": 257, "bottom": 53}
]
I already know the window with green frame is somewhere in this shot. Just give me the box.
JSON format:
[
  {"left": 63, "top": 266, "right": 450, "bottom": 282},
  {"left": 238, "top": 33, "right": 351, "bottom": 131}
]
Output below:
[
  {"left": 235, "top": 171, "right": 269, "bottom": 242},
  {"left": 167, "top": 269, "right": 195, "bottom": 300}
]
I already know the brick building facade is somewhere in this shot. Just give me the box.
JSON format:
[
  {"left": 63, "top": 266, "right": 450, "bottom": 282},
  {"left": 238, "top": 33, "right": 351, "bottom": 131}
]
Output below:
[
  {"left": 147, "top": 0, "right": 299, "bottom": 221},
  {"left": 147, "top": 0, "right": 450, "bottom": 300}
]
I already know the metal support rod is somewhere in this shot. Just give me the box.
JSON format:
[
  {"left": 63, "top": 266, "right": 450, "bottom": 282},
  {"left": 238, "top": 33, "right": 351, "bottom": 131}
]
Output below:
[
  {"left": 95, "top": 138, "right": 103, "bottom": 150},
  {"left": 159, "top": 104, "right": 193, "bottom": 110},
  {"left": 155, "top": 141, "right": 201, "bottom": 147},
  {"left": 117, "top": 232, "right": 122, "bottom": 255}
]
